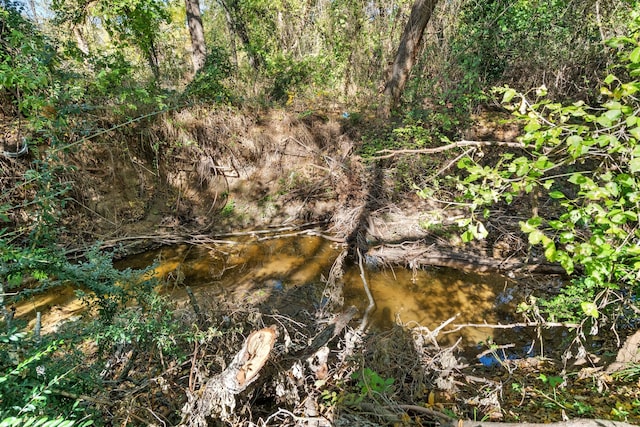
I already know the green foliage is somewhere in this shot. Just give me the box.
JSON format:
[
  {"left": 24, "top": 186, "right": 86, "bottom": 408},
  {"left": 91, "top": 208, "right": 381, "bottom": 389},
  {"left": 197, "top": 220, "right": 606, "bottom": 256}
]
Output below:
[
  {"left": 0, "top": 1, "right": 56, "bottom": 117},
  {"left": 221, "top": 200, "right": 236, "bottom": 218},
  {"left": 67, "top": 246, "right": 157, "bottom": 321},
  {"left": 347, "top": 368, "right": 395, "bottom": 404},
  {"left": 184, "top": 46, "right": 232, "bottom": 102},
  {"left": 88, "top": 51, "right": 135, "bottom": 97},
  {"left": 452, "top": 0, "right": 604, "bottom": 99},
  {"left": 51, "top": 0, "right": 169, "bottom": 80},
  {"left": 94, "top": 292, "right": 181, "bottom": 357},
  {"left": 266, "top": 54, "right": 322, "bottom": 102},
  {"left": 441, "top": 15, "right": 640, "bottom": 324},
  {"left": 0, "top": 329, "right": 95, "bottom": 425}
]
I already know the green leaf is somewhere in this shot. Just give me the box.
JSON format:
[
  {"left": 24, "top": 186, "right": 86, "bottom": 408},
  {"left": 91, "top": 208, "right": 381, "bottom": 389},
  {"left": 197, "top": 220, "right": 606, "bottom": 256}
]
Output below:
[
  {"left": 559, "top": 231, "right": 575, "bottom": 243},
  {"left": 533, "top": 156, "right": 554, "bottom": 170},
  {"left": 502, "top": 88, "right": 517, "bottom": 103},
  {"left": 524, "top": 120, "right": 540, "bottom": 132},
  {"left": 580, "top": 301, "right": 599, "bottom": 319},
  {"left": 548, "top": 375, "right": 564, "bottom": 388},
  {"left": 520, "top": 217, "right": 542, "bottom": 233},
  {"left": 596, "top": 114, "right": 612, "bottom": 127},
  {"left": 630, "top": 46, "right": 640, "bottom": 64},
  {"left": 558, "top": 252, "right": 574, "bottom": 274},
  {"left": 548, "top": 220, "right": 564, "bottom": 229},
  {"left": 604, "top": 109, "right": 622, "bottom": 121},
  {"left": 528, "top": 230, "right": 545, "bottom": 245},
  {"left": 630, "top": 157, "right": 640, "bottom": 173},
  {"left": 544, "top": 242, "right": 557, "bottom": 261},
  {"left": 568, "top": 173, "right": 587, "bottom": 185},
  {"left": 549, "top": 190, "right": 566, "bottom": 199}
]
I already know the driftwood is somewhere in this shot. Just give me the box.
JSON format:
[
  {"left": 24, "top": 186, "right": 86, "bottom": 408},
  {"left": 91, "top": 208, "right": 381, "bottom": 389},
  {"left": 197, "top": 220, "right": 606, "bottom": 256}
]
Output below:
[
  {"left": 368, "top": 243, "right": 567, "bottom": 275},
  {"left": 180, "top": 325, "right": 277, "bottom": 426},
  {"left": 356, "top": 248, "right": 375, "bottom": 333},
  {"left": 443, "top": 321, "right": 580, "bottom": 334},
  {"left": 299, "top": 306, "right": 359, "bottom": 358},
  {"left": 63, "top": 221, "right": 334, "bottom": 257},
  {"left": 401, "top": 404, "right": 639, "bottom": 427},
  {"left": 371, "top": 139, "right": 526, "bottom": 160},
  {"left": 438, "top": 420, "right": 638, "bottom": 427},
  {"left": 606, "top": 329, "right": 640, "bottom": 373}
]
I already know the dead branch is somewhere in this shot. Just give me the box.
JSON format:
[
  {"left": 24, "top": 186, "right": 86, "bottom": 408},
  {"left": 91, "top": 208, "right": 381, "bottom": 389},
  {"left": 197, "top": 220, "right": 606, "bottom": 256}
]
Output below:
[
  {"left": 371, "top": 140, "right": 526, "bottom": 160},
  {"left": 408, "top": 315, "right": 459, "bottom": 350},
  {"left": 298, "top": 306, "right": 358, "bottom": 359},
  {"left": 262, "top": 408, "right": 331, "bottom": 426},
  {"left": 64, "top": 221, "right": 335, "bottom": 256},
  {"left": 443, "top": 321, "right": 580, "bottom": 335},
  {"left": 440, "top": 419, "right": 639, "bottom": 427},
  {"left": 397, "top": 404, "right": 454, "bottom": 423},
  {"left": 357, "top": 248, "right": 376, "bottom": 333},
  {"left": 185, "top": 286, "right": 206, "bottom": 328}
]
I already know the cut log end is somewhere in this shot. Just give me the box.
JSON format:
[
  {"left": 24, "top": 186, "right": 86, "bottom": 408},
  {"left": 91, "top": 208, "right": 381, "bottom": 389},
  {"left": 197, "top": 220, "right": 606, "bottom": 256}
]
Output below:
[{"left": 236, "top": 325, "right": 278, "bottom": 388}]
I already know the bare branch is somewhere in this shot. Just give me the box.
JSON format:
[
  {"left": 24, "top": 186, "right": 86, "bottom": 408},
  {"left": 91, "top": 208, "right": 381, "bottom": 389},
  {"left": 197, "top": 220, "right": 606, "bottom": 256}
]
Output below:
[
  {"left": 443, "top": 321, "right": 579, "bottom": 335},
  {"left": 371, "top": 140, "right": 525, "bottom": 160},
  {"left": 357, "top": 248, "right": 376, "bottom": 333}
]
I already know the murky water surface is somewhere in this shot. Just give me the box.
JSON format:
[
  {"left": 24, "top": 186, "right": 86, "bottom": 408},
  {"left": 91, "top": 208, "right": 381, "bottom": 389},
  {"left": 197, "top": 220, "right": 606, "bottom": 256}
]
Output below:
[
  {"left": 117, "top": 236, "right": 526, "bottom": 346},
  {"left": 18, "top": 235, "right": 534, "bottom": 351}
]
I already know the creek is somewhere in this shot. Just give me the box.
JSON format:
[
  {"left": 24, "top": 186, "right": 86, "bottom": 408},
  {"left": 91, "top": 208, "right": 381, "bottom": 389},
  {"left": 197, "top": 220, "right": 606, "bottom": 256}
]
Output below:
[
  {"left": 14, "top": 235, "right": 546, "bottom": 361},
  {"left": 117, "top": 235, "right": 542, "bottom": 357}
]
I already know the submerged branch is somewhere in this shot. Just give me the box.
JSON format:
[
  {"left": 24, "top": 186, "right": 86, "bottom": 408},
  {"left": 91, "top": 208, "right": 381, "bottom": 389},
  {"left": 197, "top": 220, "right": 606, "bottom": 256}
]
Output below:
[
  {"left": 357, "top": 248, "right": 376, "bottom": 333},
  {"left": 444, "top": 321, "right": 580, "bottom": 334}
]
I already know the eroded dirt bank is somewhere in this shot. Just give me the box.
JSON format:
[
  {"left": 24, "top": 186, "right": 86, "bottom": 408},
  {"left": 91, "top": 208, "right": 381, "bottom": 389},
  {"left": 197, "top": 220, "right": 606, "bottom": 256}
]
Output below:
[{"left": 8, "top": 104, "right": 539, "bottom": 274}]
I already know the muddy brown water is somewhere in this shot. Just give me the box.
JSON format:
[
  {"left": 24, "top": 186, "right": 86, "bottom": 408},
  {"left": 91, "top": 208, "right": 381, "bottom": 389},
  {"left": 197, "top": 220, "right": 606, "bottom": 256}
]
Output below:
[
  {"left": 16, "top": 235, "right": 544, "bottom": 359},
  {"left": 119, "top": 236, "right": 542, "bottom": 352}
]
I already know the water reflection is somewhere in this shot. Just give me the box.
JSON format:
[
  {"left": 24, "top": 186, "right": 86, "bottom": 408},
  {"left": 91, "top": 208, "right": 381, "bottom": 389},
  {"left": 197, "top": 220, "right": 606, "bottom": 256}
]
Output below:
[
  {"left": 122, "top": 236, "right": 521, "bottom": 347},
  {"left": 120, "top": 236, "right": 343, "bottom": 307},
  {"left": 342, "top": 265, "right": 515, "bottom": 345},
  {"left": 17, "top": 235, "right": 526, "bottom": 349}
]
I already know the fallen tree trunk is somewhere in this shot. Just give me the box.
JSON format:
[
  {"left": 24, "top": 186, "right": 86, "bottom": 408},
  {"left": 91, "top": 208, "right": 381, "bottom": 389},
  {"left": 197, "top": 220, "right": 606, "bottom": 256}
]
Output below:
[
  {"left": 440, "top": 420, "right": 638, "bottom": 427},
  {"left": 368, "top": 243, "right": 567, "bottom": 275}
]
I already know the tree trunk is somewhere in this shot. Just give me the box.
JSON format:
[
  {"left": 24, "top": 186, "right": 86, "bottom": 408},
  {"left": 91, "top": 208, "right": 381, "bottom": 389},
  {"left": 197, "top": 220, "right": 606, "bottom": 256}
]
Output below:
[
  {"left": 380, "top": 0, "right": 439, "bottom": 117},
  {"left": 73, "top": 26, "right": 90, "bottom": 56},
  {"left": 147, "top": 37, "right": 161, "bottom": 81},
  {"left": 224, "top": 7, "right": 238, "bottom": 68},
  {"left": 185, "top": 0, "right": 206, "bottom": 73},
  {"left": 28, "top": 0, "right": 39, "bottom": 25},
  {"left": 218, "top": 0, "right": 263, "bottom": 70}
]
